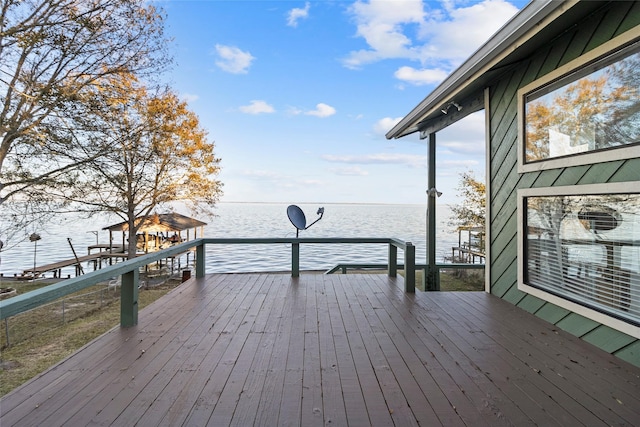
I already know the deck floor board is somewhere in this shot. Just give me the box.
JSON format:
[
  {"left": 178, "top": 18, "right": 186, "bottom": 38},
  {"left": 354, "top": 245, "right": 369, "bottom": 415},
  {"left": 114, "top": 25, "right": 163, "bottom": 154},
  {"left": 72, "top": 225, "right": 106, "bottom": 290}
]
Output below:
[{"left": 2, "top": 273, "right": 640, "bottom": 426}]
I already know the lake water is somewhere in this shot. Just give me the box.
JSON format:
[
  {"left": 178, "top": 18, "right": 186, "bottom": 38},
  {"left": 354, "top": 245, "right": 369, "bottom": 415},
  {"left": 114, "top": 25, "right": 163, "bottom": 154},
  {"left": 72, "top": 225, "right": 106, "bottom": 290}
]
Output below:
[{"left": 0, "top": 203, "right": 460, "bottom": 277}]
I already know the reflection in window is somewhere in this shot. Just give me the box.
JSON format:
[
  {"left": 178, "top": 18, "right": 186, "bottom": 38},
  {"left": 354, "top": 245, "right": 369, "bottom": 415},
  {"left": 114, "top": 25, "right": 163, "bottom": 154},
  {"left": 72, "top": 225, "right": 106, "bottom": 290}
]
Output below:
[
  {"left": 525, "top": 194, "right": 640, "bottom": 325},
  {"left": 524, "top": 47, "right": 640, "bottom": 163}
]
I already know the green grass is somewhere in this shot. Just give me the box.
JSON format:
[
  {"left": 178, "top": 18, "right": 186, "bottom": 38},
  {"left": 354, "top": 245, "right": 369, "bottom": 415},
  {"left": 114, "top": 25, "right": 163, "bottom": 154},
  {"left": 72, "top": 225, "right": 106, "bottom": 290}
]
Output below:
[
  {"left": 439, "top": 269, "right": 485, "bottom": 291},
  {"left": 360, "top": 267, "right": 485, "bottom": 291}
]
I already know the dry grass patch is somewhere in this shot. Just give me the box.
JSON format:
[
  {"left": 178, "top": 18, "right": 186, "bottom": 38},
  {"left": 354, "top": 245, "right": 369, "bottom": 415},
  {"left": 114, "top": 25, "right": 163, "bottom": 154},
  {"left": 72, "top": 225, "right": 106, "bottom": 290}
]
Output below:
[{"left": 0, "top": 280, "right": 178, "bottom": 396}]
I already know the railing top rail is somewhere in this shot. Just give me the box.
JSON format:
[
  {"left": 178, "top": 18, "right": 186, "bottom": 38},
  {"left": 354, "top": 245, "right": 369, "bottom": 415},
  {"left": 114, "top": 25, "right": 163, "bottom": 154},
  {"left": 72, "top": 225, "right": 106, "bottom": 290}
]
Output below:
[
  {"left": 201, "top": 237, "right": 411, "bottom": 249},
  {"left": 0, "top": 240, "right": 201, "bottom": 320},
  {"left": 0, "top": 237, "right": 413, "bottom": 320}
]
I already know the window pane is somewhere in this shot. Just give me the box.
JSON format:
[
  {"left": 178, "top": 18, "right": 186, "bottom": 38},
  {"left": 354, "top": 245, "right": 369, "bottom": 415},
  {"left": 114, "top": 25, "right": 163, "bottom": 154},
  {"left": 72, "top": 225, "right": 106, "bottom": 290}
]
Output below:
[
  {"left": 524, "top": 49, "right": 640, "bottom": 163},
  {"left": 525, "top": 194, "right": 640, "bottom": 325}
]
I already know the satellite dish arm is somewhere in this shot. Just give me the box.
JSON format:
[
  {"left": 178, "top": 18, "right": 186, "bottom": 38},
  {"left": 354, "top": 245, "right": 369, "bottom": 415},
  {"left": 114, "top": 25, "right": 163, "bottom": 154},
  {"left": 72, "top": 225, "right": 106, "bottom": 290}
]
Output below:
[{"left": 305, "top": 207, "right": 324, "bottom": 230}]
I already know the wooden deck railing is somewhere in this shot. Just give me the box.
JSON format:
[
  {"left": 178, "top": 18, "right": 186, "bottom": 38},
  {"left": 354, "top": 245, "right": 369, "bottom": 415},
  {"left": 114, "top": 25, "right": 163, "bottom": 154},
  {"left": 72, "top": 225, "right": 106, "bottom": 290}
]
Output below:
[{"left": 0, "top": 237, "right": 415, "bottom": 328}]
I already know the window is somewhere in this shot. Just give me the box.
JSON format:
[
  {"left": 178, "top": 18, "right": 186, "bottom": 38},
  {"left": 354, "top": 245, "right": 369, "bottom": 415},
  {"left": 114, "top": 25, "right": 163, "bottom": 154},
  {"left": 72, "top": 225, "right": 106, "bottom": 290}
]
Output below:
[
  {"left": 518, "top": 184, "right": 640, "bottom": 337},
  {"left": 518, "top": 33, "right": 640, "bottom": 172}
]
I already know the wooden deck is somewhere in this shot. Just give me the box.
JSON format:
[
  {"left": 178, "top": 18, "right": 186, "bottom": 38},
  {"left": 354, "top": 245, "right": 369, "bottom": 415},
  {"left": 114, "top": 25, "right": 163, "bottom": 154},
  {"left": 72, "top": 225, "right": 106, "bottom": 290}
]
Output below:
[{"left": 2, "top": 273, "right": 640, "bottom": 426}]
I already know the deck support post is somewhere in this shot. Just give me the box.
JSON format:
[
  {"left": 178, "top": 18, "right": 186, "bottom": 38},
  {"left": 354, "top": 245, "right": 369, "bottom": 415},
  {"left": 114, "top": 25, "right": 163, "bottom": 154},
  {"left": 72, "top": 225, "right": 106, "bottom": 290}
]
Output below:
[
  {"left": 388, "top": 244, "right": 398, "bottom": 277},
  {"left": 120, "top": 269, "right": 139, "bottom": 327},
  {"left": 425, "top": 132, "right": 440, "bottom": 291},
  {"left": 292, "top": 242, "right": 300, "bottom": 277},
  {"left": 404, "top": 243, "right": 415, "bottom": 293},
  {"left": 196, "top": 243, "right": 205, "bottom": 278}
]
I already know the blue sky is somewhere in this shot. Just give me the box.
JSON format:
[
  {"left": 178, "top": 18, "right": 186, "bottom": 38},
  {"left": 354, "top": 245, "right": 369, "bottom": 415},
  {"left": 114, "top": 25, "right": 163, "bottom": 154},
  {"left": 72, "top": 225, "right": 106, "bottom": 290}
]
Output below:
[{"left": 157, "top": 0, "right": 529, "bottom": 205}]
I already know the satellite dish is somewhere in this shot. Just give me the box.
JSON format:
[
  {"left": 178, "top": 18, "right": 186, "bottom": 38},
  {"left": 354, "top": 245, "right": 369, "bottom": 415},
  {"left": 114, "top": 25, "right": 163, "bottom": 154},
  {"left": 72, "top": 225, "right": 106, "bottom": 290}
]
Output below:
[
  {"left": 287, "top": 205, "right": 307, "bottom": 231},
  {"left": 287, "top": 205, "right": 324, "bottom": 237}
]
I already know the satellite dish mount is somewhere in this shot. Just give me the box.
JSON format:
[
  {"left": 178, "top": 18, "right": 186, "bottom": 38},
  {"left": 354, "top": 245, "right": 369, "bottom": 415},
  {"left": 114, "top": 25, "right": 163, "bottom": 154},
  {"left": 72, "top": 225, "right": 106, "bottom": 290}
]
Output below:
[{"left": 287, "top": 205, "right": 325, "bottom": 237}]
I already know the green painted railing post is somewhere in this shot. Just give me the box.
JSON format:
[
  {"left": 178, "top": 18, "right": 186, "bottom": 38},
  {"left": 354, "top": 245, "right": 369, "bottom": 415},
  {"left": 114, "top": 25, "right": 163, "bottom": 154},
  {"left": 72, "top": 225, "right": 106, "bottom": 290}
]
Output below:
[
  {"left": 404, "top": 242, "right": 415, "bottom": 293},
  {"left": 121, "top": 269, "right": 139, "bottom": 327},
  {"left": 388, "top": 244, "right": 398, "bottom": 277},
  {"left": 292, "top": 242, "right": 300, "bottom": 277},
  {"left": 196, "top": 243, "right": 205, "bottom": 278}
]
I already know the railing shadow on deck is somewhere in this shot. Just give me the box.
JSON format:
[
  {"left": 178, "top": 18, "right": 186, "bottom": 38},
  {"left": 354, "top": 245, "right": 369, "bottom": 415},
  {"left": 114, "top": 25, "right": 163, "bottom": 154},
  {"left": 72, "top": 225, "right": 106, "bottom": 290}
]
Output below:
[{"left": 0, "top": 237, "right": 415, "bottom": 328}]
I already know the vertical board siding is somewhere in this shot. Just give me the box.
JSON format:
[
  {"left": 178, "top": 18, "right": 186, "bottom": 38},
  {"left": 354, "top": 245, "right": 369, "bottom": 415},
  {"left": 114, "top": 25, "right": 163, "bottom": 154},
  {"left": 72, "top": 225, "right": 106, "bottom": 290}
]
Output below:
[{"left": 488, "top": 1, "right": 640, "bottom": 364}]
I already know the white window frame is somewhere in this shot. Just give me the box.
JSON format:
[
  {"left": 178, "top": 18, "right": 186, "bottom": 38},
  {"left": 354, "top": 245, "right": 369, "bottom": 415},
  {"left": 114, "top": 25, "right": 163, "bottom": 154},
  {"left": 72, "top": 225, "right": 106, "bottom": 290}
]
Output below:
[
  {"left": 517, "top": 28, "right": 640, "bottom": 173},
  {"left": 517, "top": 182, "right": 640, "bottom": 339}
]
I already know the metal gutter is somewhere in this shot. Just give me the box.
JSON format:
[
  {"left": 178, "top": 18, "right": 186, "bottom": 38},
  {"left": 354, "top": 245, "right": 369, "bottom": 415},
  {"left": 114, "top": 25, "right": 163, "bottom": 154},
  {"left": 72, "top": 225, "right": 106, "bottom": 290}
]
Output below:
[{"left": 386, "top": 0, "right": 576, "bottom": 139}]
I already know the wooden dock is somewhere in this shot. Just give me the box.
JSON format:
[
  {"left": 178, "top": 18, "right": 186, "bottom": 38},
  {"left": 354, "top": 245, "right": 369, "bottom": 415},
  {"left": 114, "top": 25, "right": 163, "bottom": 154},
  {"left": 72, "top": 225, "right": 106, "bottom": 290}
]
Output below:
[
  {"left": 20, "top": 244, "right": 190, "bottom": 279},
  {"left": 451, "top": 226, "right": 486, "bottom": 264},
  {"left": 21, "top": 245, "right": 128, "bottom": 278},
  {"left": 451, "top": 244, "right": 486, "bottom": 264},
  {"left": 2, "top": 273, "right": 639, "bottom": 426},
  {"left": 21, "top": 253, "right": 104, "bottom": 278}
]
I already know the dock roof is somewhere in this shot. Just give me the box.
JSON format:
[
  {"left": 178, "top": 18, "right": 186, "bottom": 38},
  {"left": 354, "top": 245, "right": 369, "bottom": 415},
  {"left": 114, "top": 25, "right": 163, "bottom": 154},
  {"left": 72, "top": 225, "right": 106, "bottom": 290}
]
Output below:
[{"left": 103, "top": 213, "right": 207, "bottom": 233}]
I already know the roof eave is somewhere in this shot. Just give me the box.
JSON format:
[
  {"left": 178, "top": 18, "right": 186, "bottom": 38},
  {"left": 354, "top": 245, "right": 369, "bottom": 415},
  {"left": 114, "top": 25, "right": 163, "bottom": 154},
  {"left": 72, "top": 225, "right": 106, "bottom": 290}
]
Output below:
[{"left": 386, "top": 0, "right": 572, "bottom": 140}]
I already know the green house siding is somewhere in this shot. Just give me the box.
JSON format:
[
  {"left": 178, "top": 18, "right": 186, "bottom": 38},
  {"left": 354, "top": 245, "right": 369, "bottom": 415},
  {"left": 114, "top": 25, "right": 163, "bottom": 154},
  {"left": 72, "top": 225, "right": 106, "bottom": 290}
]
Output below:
[
  {"left": 615, "top": 340, "right": 640, "bottom": 366},
  {"left": 488, "top": 2, "right": 640, "bottom": 365}
]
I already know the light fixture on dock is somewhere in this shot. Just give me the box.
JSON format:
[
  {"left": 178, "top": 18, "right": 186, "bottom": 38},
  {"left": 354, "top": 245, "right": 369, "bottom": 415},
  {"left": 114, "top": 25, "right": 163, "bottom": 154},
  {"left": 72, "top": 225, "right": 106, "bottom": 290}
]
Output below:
[
  {"left": 287, "top": 205, "right": 325, "bottom": 238},
  {"left": 29, "top": 233, "right": 42, "bottom": 279}
]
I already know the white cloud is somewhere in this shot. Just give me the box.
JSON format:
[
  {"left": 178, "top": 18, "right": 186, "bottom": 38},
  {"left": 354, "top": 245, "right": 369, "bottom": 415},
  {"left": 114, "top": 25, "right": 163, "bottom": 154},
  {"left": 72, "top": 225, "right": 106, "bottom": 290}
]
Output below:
[
  {"left": 421, "top": 0, "right": 519, "bottom": 63},
  {"left": 438, "top": 111, "right": 485, "bottom": 154},
  {"left": 241, "top": 169, "right": 281, "bottom": 179},
  {"left": 301, "top": 179, "right": 322, "bottom": 186},
  {"left": 287, "top": 2, "right": 310, "bottom": 27},
  {"left": 343, "top": 0, "right": 425, "bottom": 69},
  {"left": 439, "top": 159, "right": 480, "bottom": 168},
  {"left": 439, "top": 141, "right": 484, "bottom": 156},
  {"left": 331, "top": 166, "right": 370, "bottom": 176},
  {"left": 239, "top": 170, "right": 324, "bottom": 192},
  {"left": 239, "top": 100, "right": 275, "bottom": 115},
  {"left": 344, "top": 0, "right": 519, "bottom": 78},
  {"left": 304, "top": 103, "right": 336, "bottom": 118},
  {"left": 180, "top": 93, "right": 199, "bottom": 103},
  {"left": 394, "top": 66, "right": 448, "bottom": 86},
  {"left": 322, "top": 153, "right": 426, "bottom": 168},
  {"left": 214, "top": 44, "right": 255, "bottom": 74},
  {"left": 373, "top": 117, "right": 403, "bottom": 136}
]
